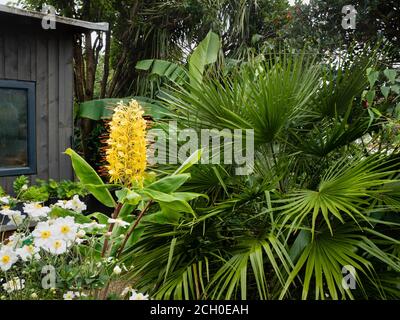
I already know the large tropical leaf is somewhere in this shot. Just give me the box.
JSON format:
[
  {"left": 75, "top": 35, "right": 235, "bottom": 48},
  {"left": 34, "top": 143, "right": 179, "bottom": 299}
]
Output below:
[
  {"left": 275, "top": 156, "right": 398, "bottom": 235},
  {"left": 280, "top": 223, "right": 400, "bottom": 300},
  {"left": 188, "top": 30, "right": 221, "bottom": 87},
  {"left": 78, "top": 96, "right": 169, "bottom": 120}
]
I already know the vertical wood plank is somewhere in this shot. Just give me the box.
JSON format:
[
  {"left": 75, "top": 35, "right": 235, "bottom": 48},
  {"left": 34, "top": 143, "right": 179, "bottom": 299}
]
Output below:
[
  {"left": 36, "top": 35, "right": 49, "bottom": 181},
  {"left": 58, "top": 35, "right": 73, "bottom": 180},
  {"left": 48, "top": 34, "right": 59, "bottom": 180}
]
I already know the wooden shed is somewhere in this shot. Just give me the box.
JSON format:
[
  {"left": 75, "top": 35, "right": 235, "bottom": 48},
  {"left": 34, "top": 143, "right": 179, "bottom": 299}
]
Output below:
[{"left": 0, "top": 5, "right": 108, "bottom": 194}]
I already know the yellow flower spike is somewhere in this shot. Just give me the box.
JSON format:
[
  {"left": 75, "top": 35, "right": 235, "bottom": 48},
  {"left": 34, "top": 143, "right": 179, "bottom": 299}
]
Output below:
[{"left": 106, "top": 100, "right": 147, "bottom": 188}]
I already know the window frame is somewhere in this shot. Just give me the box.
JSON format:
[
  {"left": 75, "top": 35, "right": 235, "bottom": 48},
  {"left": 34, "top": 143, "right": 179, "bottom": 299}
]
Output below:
[{"left": 0, "top": 79, "right": 36, "bottom": 177}]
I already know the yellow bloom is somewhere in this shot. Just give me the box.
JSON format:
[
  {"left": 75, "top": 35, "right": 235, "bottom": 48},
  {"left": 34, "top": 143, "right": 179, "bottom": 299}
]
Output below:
[{"left": 106, "top": 100, "right": 147, "bottom": 187}]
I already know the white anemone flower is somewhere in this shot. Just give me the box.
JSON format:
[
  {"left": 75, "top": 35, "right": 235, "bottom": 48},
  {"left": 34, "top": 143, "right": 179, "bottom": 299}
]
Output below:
[
  {"left": 5, "top": 233, "right": 25, "bottom": 248},
  {"left": 121, "top": 286, "right": 133, "bottom": 297},
  {"left": 16, "top": 245, "right": 40, "bottom": 262},
  {"left": 23, "top": 203, "right": 51, "bottom": 220},
  {"left": 6, "top": 211, "right": 26, "bottom": 227},
  {"left": 81, "top": 221, "right": 106, "bottom": 232},
  {"left": 2, "top": 277, "right": 25, "bottom": 293},
  {"left": 108, "top": 218, "right": 130, "bottom": 228},
  {"left": 65, "top": 195, "right": 87, "bottom": 213},
  {"left": 32, "top": 222, "right": 55, "bottom": 248},
  {"left": 54, "top": 200, "right": 69, "bottom": 209},
  {"left": 129, "top": 290, "right": 149, "bottom": 300},
  {"left": 52, "top": 216, "right": 78, "bottom": 241},
  {"left": 45, "top": 239, "right": 68, "bottom": 255},
  {"left": 0, "top": 197, "right": 10, "bottom": 205},
  {"left": 0, "top": 206, "right": 20, "bottom": 217},
  {"left": 0, "top": 247, "right": 18, "bottom": 271}
]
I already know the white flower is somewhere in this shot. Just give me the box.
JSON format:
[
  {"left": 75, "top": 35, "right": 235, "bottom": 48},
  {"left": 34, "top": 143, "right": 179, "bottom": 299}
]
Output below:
[
  {"left": 63, "top": 291, "right": 76, "bottom": 300},
  {"left": 31, "top": 292, "right": 38, "bottom": 299},
  {"left": 0, "top": 197, "right": 10, "bottom": 205},
  {"left": 5, "top": 233, "right": 25, "bottom": 248},
  {"left": 81, "top": 222, "right": 106, "bottom": 232},
  {"left": 32, "top": 222, "right": 55, "bottom": 248},
  {"left": 21, "top": 184, "right": 28, "bottom": 191},
  {"left": 113, "top": 265, "right": 122, "bottom": 275},
  {"left": 54, "top": 200, "right": 69, "bottom": 209},
  {"left": 2, "top": 277, "right": 25, "bottom": 293},
  {"left": 129, "top": 290, "right": 149, "bottom": 300},
  {"left": 6, "top": 211, "right": 26, "bottom": 227},
  {"left": 45, "top": 239, "right": 68, "bottom": 255},
  {"left": 74, "top": 292, "right": 88, "bottom": 298},
  {"left": 0, "top": 247, "right": 18, "bottom": 271},
  {"left": 23, "top": 203, "right": 51, "bottom": 220},
  {"left": 52, "top": 216, "right": 78, "bottom": 241},
  {"left": 77, "top": 229, "right": 85, "bottom": 238},
  {"left": 121, "top": 286, "right": 133, "bottom": 297},
  {"left": 16, "top": 245, "right": 40, "bottom": 262},
  {"left": 65, "top": 195, "right": 87, "bottom": 213},
  {"left": 0, "top": 206, "right": 20, "bottom": 217},
  {"left": 108, "top": 218, "right": 130, "bottom": 228},
  {"left": 75, "top": 238, "right": 85, "bottom": 245}
]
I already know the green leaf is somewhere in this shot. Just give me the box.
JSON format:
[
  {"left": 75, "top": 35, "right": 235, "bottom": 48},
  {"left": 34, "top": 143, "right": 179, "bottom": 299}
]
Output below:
[
  {"left": 289, "top": 230, "right": 312, "bottom": 263},
  {"left": 143, "top": 210, "right": 182, "bottom": 224},
  {"left": 65, "top": 148, "right": 115, "bottom": 208},
  {"left": 381, "top": 86, "right": 390, "bottom": 99},
  {"left": 188, "top": 31, "right": 220, "bottom": 87},
  {"left": 391, "top": 85, "right": 400, "bottom": 94},
  {"left": 136, "top": 59, "right": 186, "bottom": 82},
  {"left": 125, "top": 226, "right": 145, "bottom": 249},
  {"left": 116, "top": 188, "right": 141, "bottom": 205},
  {"left": 118, "top": 203, "right": 136, "bottom": 218},
  {"left": 365, "top": 90, "right": 376, "bottom": 104},
  {"left": 384, "top": 69, "right": 397, "bottom": 83},
  {"left": 367, "top": 70, "right": 379, "bottom": 87},
  {"left": 173, "top": 149, "right": 202, "bottom": 175},
  {"left": 86, "top": 212, "right": 110, "bottom": 225},
  {"left": 146, "top": 174, "right": 191, "bottom": 193},
  {"left": 78, "top": 96, "right": 169, "bottom": 121},
  {"left": 50, "top": 206, "right": 92, "bottom": 224}
]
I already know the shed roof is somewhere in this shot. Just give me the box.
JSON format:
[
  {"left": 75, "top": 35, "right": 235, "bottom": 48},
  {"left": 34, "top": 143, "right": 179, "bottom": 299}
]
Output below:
[{"left": 0, "top": 4, "right": 109, "bottom": 32}]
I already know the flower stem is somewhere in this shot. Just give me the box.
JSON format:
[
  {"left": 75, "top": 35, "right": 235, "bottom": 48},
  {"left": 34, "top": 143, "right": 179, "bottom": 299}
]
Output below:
[
  {"left": 101, "top": 203, "right": 123, "bottom": 257},
  {"left": 116, "top": 200, "right": 153, "bottom": 257}
]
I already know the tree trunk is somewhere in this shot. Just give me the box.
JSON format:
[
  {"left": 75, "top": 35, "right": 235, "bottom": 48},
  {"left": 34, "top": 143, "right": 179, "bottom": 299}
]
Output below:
[{"left": 101, "top": 30, "right": 111, "bottom": 98}]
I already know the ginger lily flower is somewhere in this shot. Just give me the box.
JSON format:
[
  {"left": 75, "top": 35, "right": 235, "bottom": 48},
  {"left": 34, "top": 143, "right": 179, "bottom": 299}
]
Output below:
[{"left": 105, "top": 100, "right": 147, "bottom": 188}]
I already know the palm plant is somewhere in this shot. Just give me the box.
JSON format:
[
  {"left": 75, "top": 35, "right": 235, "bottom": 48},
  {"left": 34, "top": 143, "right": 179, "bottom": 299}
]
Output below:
[{"left": 120, "top": 47, "right": 400, "bottom": 300}]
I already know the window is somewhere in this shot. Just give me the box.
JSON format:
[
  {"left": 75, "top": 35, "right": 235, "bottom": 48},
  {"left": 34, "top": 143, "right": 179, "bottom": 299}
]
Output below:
[{"left": 0, "top": 80, "right": 36, "bottom": 176}]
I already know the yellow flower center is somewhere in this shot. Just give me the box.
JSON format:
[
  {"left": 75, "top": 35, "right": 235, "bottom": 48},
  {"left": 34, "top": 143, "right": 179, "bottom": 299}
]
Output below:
[
  {"left": 60, "top": 225, "right": 70, "bottom": 234},
  {"left": 40, "top": 231, "right": 51, "bottom": 239},
  {"left": 34, "top": 204, "right": 43, "bottom": 209},
  {"left": 1, "top": 255, "right": 10, "bottom": 264},
  {"left": 54, "top": 241, "right": 62, "bottom": 249},
  {"left": 3, "top": 205, "right": 10, "bottom": 210}
]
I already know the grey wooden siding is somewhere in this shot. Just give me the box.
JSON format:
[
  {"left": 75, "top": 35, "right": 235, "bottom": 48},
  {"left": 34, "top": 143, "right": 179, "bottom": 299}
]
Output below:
[{"left": 0, "top": 30, "right": 74, "bottom": 194}]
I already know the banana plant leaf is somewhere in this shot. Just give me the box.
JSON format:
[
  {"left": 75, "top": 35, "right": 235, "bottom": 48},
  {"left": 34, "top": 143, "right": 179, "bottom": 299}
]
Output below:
[{"left": 78, "top": 96, "right": 170, "bottom": 121}]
